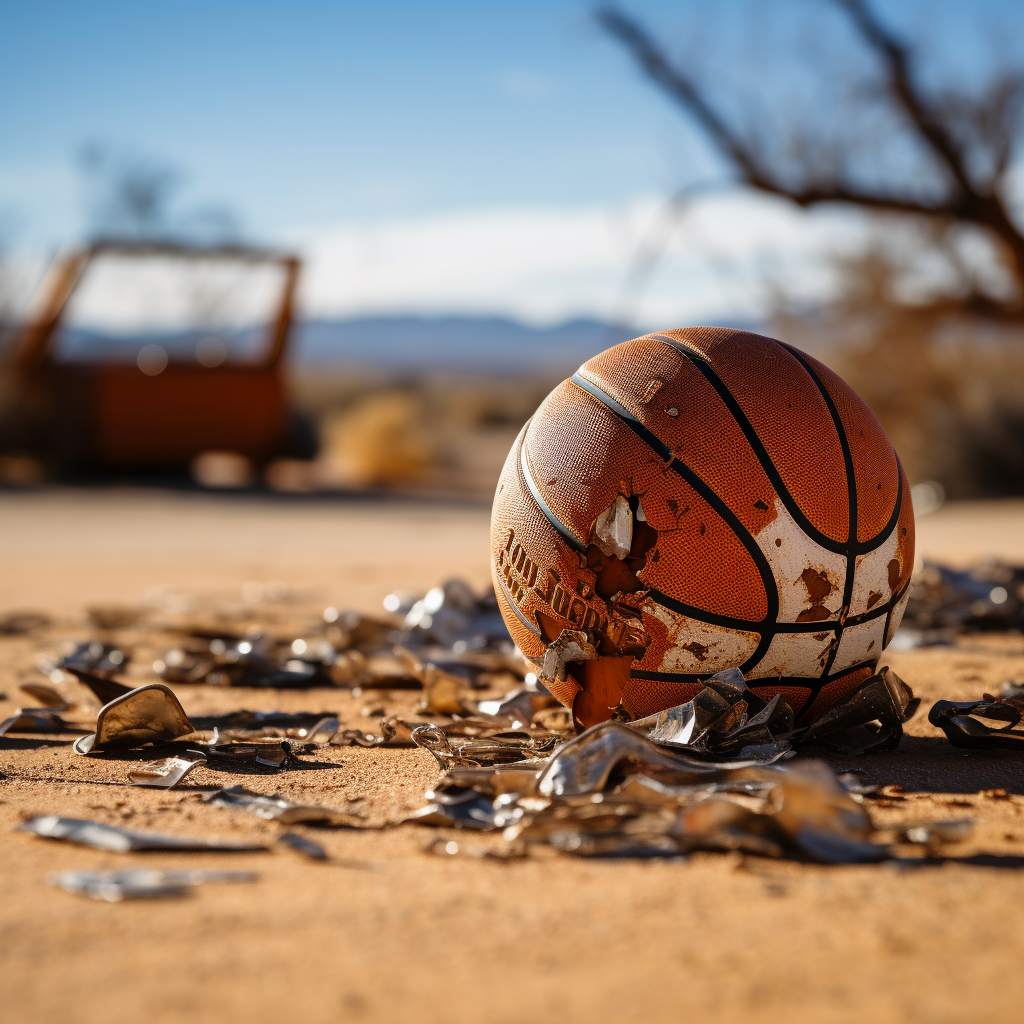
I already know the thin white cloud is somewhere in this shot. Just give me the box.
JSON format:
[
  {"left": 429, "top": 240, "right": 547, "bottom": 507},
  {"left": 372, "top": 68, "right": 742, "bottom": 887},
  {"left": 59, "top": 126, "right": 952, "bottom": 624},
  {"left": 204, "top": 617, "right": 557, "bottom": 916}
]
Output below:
[
  {"left": 9, "top": 191, "right": 871, "bottom": 331},
  {"left": 290, "top": 192, "right": 867, "bottom": 328}
]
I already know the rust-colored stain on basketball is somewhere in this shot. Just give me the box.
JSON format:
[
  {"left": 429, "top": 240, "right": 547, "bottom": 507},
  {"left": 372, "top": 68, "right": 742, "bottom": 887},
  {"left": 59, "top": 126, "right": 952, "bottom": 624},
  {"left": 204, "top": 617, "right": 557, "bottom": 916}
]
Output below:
[{"left": 491, "top": 327, "right": 915, "bottom": 729}]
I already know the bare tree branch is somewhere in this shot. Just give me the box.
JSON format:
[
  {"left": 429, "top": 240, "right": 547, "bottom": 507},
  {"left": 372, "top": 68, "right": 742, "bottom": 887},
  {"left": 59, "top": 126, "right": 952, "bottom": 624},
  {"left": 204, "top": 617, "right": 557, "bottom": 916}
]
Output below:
[{"left": 596, "top": 1, "right": 1024, "bottom": 311}]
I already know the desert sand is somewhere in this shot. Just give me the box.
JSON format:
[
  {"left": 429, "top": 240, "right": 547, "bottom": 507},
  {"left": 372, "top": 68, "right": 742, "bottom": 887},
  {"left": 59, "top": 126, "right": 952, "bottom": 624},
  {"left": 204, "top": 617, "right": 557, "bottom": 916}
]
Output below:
[{"left": 2, "top": 488, "right": 1024, "bottom": 1024}]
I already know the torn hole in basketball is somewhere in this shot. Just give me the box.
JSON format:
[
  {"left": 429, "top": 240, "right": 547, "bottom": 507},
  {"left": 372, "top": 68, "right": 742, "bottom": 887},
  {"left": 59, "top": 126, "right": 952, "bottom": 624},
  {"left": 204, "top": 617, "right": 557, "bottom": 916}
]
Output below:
[
  {"left": 542, "top": 501, "right": 655, "bottom": 727},
  {"left": 586, "top": 502, "right": 659, "bottom": 603},
  {"left": 591, "top": 495, "right": 632, "bottom": 560},
  {"left": 571, "top": 656, "right": 635, "bottom": 730},
  {"left": 540, "top": 630, "right": 598, "bottom": 683}
]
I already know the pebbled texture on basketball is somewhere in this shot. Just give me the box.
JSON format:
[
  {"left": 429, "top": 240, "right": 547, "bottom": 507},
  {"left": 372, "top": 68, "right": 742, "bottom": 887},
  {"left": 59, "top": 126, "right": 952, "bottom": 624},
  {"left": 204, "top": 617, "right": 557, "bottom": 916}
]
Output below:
[{"left": 490, "top": 327, "right": 915, "bottom": 729}]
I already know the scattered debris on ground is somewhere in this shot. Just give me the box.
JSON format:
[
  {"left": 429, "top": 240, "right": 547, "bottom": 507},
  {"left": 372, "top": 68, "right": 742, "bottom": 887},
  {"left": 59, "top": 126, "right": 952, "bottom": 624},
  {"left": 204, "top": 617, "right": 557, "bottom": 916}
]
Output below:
[
  {"left": 900, "top": 560, "right": 1024, "bottom": 640},
  {"left": 399, "top": 668, "right": 968, "bottom": 863},
  {"left": 3, "top": 576, "right": 1022, "bottom": 902}
]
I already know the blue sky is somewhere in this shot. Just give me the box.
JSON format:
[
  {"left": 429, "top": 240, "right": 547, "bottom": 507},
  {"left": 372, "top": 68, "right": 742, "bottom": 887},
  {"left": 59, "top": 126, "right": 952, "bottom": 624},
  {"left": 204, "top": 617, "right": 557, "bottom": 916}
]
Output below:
[
  {"left": 2, "top": 0, "right": 1020, "bottom": 325},
  {"left": 1, "top": 1, "right": 687, "bottom": 237}
]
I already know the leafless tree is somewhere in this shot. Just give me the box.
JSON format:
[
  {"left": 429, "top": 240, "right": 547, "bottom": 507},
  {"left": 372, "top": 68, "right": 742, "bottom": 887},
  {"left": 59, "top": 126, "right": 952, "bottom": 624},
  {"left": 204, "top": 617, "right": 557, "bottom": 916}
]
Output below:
[
  {"left": 598, "top": 0, "right": 1024, "bottom": 317},
  {"left": 79, "top": 144, "right": 242, "bottom": 244}
]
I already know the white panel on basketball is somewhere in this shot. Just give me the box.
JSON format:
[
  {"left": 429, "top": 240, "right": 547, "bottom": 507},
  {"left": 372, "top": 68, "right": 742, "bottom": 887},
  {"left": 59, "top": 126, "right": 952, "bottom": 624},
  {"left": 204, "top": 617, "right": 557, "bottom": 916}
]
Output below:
[
  {"left": 755, "top": 498, "right": 847, "bottom": 621},
  {"left": 885, "top": 588, "right": 911, "bottom": 647},
  {"left": 746, "top": 630, "right": 836, "bottom": 679},
  {"left": 850, "top": 528, "right": 899, "bottom": 617},
  {"left": 639, "top": 598, "right": 760, "bottom": 673},
  {"left": 832, "top": 616, "right": 887, "bottom": 673}
]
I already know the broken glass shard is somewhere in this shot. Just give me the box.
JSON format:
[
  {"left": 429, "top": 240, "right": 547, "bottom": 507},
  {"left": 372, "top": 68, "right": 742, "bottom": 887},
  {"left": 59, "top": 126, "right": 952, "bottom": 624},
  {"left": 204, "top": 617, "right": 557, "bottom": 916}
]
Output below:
[
  {"left": 277, "top": 832, "right": 328, "bottom": 859},
  {"left": 73, "top": 683, "right": 194, "bottom": 754},
  {"left": 204, "top": 785, "right": 362, "bottom": 825},
  {"left": 128, "top": 751, "right": 207, "bottom": 788},
  {"left": 48, "top": 868, "right": 257, "bottom": 901},
  {"left": 18, "top": 816, "right": 267, "bottom": 852}
]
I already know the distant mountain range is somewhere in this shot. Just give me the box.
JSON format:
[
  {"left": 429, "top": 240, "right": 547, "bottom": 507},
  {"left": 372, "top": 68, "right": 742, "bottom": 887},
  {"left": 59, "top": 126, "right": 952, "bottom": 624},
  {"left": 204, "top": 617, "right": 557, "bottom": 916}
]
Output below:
[
  {"left": 291, "top": 315, "right": 641, "bottom": 375},
  {"left": 51, "top": 314, "right": 769, "bottom": 376}
]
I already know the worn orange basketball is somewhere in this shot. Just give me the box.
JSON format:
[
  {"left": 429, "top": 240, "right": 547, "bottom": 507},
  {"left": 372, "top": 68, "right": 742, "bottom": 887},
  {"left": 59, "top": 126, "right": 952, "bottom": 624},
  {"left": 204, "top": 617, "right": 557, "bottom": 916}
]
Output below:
[{"left": 491, "top": 327, "right": 914, "bottom": 729}]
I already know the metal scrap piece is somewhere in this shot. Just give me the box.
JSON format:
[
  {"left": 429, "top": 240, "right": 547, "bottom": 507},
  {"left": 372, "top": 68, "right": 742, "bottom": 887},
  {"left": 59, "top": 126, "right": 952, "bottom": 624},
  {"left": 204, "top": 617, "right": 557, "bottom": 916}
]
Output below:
[
  {"left": 63, "top": 667, "right": 134, "bottom": 706},
  {"left": 0, "top": 708, "right": 73, "bottom": 737},
  {"left": 625, "top": 668, "right": 792, "bottom": 758},
  {"left": 17, "top": 684, "right": 68, "bottom": 709},
  {"left": 406, "top": 788, "right": 516, "bottom": 830},
  {"left": 203, "top": 740, "right": 306, "bottom": 772},
  {"left": 388, "top": 664, "right": 923, "bottom": 860},
  {"left": 190, "top": 709, "right": 339, "bottom": 736},
  {"left": 73, "top": 683, "right": 194, "bottom": 754},
  {"left": 395, "top": 647, "right": 474, "bottom": 714},
  {"left": 157, "top": 631, "right": 338, "bottom": 689},
  {"left": 328, "top": 716, "right": 418, "bottom": 747},
  {"left": 48, "top": 868, "right": 257, "bottom": 901},
  {"left": 18, "top": 816, "right": 266, "bottom": 852},
  {"left": 411, "top": 721, "right": 560, "bottom": 771},
  {"left": 900, "top": 819, "right": 975, "bottom": 846},
  {"left": 301, "top": 716, "right": 340, "bottom": 744},
  {"left": 277, "top": 832, "right": 328, "bottom": 859},
  {"left": 254, "top": 743, "right": 299, "bottom": 771},
  {"left": 625, "top": 666, "right": 912, "bottom": 759},
  {"left": 928, "top": 694, "right": 1024, "bottom": 749},
  {"left": 128, "top": 751, "right": 207, "bottom": 788},
  {"left": 796, "top": 668, "right": 919, "bottom": 753},
  {"left": 762, "top": 761, "right": 881, "bottom": 863},
  {"left": 38, "top": 641, "right": 129, "bottom": 679},
  {"left": 205, "top": 785, "right": 362, "bottom": 825},
  {"left": 185, "top": 712, "right": 340, "bottom": 752},
  {"left": 540, "top": 630, "right": 597, "bottom": 684},
  {"left": 392, "top": 578, "right": 512, "bottom": 650},
  {"left": 537, "top": 721, "right": 785, "bottom": 799},
  {"left": 477, "top": 684, "right": 558, "bottom": 728},
  {"left": 0, "top": 611, "right": 50, "bottom": 635}
]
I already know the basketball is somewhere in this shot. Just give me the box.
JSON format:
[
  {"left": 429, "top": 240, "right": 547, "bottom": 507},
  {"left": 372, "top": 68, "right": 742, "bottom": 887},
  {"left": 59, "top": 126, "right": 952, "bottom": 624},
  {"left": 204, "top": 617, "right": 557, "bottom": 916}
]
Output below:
[{"left": 491, "top": 327, "right": 915, "bottom": 729}]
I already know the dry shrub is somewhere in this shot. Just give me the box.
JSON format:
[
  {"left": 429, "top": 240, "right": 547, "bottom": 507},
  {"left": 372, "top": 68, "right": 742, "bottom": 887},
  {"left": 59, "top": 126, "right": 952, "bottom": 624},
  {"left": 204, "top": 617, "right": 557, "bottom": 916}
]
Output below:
[
  {"left": 317, "top": 390, "right": 435, "bottom": 488},
  {"left": 289, "top": 371, "right": 554, "bottom": 496}
]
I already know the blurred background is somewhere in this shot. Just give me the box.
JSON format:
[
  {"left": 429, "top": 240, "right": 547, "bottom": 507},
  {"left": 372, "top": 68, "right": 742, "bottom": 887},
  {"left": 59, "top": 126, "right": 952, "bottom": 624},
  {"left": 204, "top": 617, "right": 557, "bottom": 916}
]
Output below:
[{"left": 1, "top": 0, "right": 1023, "bottom": 503}]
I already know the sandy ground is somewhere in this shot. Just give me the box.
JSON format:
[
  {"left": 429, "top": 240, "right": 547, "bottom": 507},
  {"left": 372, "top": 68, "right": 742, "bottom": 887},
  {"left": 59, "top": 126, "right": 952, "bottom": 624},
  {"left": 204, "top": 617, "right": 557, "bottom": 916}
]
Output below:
[{"left": 2, "top": 488, "right": 1024, "bottom": 1024}]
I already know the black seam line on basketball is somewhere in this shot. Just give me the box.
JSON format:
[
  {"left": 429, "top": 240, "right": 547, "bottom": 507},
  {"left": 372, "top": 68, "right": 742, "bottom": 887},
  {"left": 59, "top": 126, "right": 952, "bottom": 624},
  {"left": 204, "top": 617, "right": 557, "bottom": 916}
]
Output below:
[
  {"left": 649, "top": 333, "right": 850, "bottom": 555},
  {"left": 495, "top": 572, "right": 543, "bottom": 638},
  {"left": 647, "top": 334, "right": 904, "bottom": 557},
  {"left": 778, "top": 343, "right": 857, "bottom": 678},
  {"left": 882, "top": 569, "right": 911, "bottom": 643},
  {"left": 644, "top": 586, "right": 894, "bottom": 634},
  {"left": 569, "top": 373, "right": 781, "bottom": 628},
  {"left": 630, "top": 659, "right": 881, "bottom": 726},
  {"left": 629, "top": 658, "right": 880, "bottom": 724},
  {"left": 569, "top": 371, "right": 779, "bottom": 676},
  {"left": 780, "top": 339, "right": 905, "bottom": 556},
  {"left": 782, "top": 341, "right": 905, "bottom": 556},
  {"left": 630, "top": 658, "right": 878, "bottom": 690},
  {"left": 790, "top": 661, "right": 879, "bottom": 721},
  {"left": 517, "top": 436, "right": 587, "bottom": 554}
]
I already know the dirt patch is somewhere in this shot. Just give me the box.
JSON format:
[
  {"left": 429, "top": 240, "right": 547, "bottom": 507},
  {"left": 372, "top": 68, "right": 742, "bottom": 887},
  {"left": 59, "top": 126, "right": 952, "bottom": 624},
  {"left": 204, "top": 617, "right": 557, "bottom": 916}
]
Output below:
[{"left": 2, "top": 491, "right": 1024, "bottom": 1024}]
